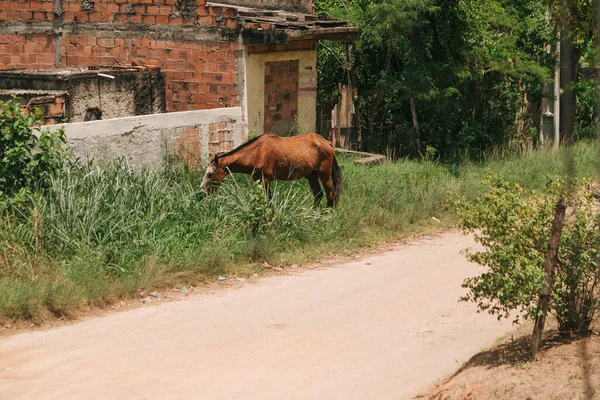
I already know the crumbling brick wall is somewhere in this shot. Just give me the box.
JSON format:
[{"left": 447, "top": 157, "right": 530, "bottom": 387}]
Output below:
[
  {"left": 31, "top": 94, "right": 67, "bottom": 124},
  {"left": 169, "top": 121, "right": 234, "bottom": 168},
  {"left": 1, "top": 0, "right": 243, "bottom": 112},
  {"left": 0, "top": 34, "right": 56, "bottom": 70},
  {"left": 46, "top": 107, "right": 245, "bottom": 169},
  {"left": 61, "top": 37, "right": 237, "bottom": 112},
  {"left": 1, "top": 0, "right": 331, "bottom": 122}
]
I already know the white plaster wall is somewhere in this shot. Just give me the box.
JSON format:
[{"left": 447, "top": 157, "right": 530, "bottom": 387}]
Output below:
[
  {"left": 47, "top": 108, "right": 244, "bottom": 168},
  {"left": 245, "top": 49, "right": 317, "bottom": 136}
]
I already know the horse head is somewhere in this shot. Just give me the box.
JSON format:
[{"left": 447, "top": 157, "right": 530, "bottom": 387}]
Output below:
[{"left": 201, "top": 154, "right": 229, "bottom": 193}]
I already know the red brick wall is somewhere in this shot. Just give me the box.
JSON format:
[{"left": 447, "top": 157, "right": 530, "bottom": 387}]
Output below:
[
  {"left": 170, "top": 126, "right": 202, "bottom": 168},
  {"left": 59, "top": 0, "right": 238, "bottom": 27},
  {"left": 169, "top": 122, "right": 234, "bottom": 168},
  {"left": 0, "top": 0, "right": 54, "bottom": 22},
  {"left": 0, "top": 0, "right": 238, "bottom": 24},
  {"left": 1, "top": 0, "right": 242, "bottom": 112},
  {"left": 264, "top": 60, "right": 299, "bottom": 135},
  {"left": 0, "top": 1, "right": 320, "bottom": 114},
  {"left": 0, "top": 2, "right": 55, "bottom": 71},
  {"left": 0, "top": 34, "right": 55, "bottom": 70},
  {"left": 62, "top": 37, "right": 239, "bottom": 111}
]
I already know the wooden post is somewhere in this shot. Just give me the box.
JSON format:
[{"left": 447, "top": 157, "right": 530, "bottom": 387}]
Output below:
[
  {"left": 553, "top": 40, "right": 561, "bottom": 149},
  {"left": 596, "top": 0, "right": 600, "bottom": 184},
  {"left": 531, "top": 197, "right": 567, "bottom": 359},
  {"left": 336, "top": 82, "right": 342, "bottom": 148},
  {"left": 558, "top": 0, "right": 577, "bottom": 148}
]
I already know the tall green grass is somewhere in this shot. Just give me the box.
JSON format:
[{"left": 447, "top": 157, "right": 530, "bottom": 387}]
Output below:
[{"left": 0, "top": 141, "right": 597, "bottom": 321}]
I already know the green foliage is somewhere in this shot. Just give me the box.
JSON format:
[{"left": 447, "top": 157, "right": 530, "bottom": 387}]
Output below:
[
  {"left": 0, "top": 97, "right": 71, "bottom": 197},
  {"left": 0, "top": 141, "right": 597, "bottom": 321},
  {"left": 242, "top": 180, "right": 275, "bottom": 236},
  {"left": 247, "top": 130, "right": 258, "bottom": 141},
  {"left": 316, "top": 0, "right": 596, "bottom": 158},
  {"left": 420, "top": 145, "right": 439, "bottom": 164},
  {"left": 574, "top": 78, "right": 599, "bottom": 140},
  {"left": 453, "top": 174, "right": 600, "bottom": 333}
]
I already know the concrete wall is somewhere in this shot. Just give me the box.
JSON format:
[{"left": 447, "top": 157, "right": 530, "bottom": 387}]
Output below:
[
  {"left": 48, "top": 107, "right": 244, "bottom": 168},
  {"left": 245, "top": 44, "right": 317, "bottom": 136},
  {"left": 0, "top": 69, "right": 166, "bottom": 123},
  {"left": 64, "top": 71, "right": 166, "bottom": 122}
]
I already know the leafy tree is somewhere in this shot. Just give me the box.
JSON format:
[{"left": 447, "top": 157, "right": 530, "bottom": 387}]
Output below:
[{"left": 315, "top": 0, "right": 580, "bottom": 158}]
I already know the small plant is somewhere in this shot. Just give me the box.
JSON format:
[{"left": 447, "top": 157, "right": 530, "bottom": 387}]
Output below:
[
  {"left": 240, "top": 180, "right": 275, "bottom": 236},
  {"left": 420, "top": 145, "right": 439, "bottom": 164},
  {"left": 218, "top": 177, "right": 326, "bottom": 239},
  {"left": 287, "top": 116, "right": 308, "bottom": 137},
  {"left": 0, "top": 97, "right": 71, "bottom": 196},
  {"left": 247, "top": 131, "right": 258, "bottom": 141},
  {"left": 453, "top": 174, "right": 600, "bottom": 334}
]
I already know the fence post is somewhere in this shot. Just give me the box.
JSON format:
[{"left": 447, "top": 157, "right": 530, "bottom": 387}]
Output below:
[{"left": 530, "top": 197, "right": 567, "bottom": 359}]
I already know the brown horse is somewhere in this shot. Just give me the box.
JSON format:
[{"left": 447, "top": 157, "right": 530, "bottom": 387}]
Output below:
[{"left": 201, "top": 133, "right": 342, "bottom": 207}]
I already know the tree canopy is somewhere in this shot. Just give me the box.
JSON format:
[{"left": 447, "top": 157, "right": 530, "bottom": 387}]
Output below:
[{"left": 316, "top": 0, "right": 597, "bottom": 159}]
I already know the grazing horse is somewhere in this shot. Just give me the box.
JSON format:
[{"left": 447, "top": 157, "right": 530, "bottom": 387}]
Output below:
[{"left": 201, "top": 133, "right": 342, "bottom": 207}]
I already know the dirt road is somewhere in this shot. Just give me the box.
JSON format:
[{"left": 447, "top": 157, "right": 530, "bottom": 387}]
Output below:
[{"left": 0, "top": 233, "right": 514, "bottom": 400}]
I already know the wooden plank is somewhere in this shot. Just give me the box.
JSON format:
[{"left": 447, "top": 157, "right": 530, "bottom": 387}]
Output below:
[{"left": 334, "top": 148, "right": 384, "bottom": 158}]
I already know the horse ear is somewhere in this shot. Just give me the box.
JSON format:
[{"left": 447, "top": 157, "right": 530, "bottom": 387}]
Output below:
[{"left": 212, "top": 154, "right": 219, "bottom": 165}]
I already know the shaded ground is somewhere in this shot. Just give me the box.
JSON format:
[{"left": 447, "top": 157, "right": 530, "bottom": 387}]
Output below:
[
  {"left": 0, "top": 232, "right": 514, "bottom": 399},
  {"left": 421, "top": 322, "right": 600, "bottom": 400}
]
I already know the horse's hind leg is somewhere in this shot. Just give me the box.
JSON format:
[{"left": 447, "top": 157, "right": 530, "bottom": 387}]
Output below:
[
  {"left": 307, "top": 172, "right": 323, "bottom": 208},
  {"left": 318, "top": 172, "right": 335, "bottom": 208}
]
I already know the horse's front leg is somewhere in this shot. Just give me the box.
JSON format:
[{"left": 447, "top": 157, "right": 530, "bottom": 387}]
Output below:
[{"left": 263, "top": 179, "right": 272, "bottom": 201}]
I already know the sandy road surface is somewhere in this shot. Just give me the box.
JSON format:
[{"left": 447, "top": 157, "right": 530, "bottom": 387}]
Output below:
[{"left": 0, "top": 233, "right": 514, "bottom": 400}]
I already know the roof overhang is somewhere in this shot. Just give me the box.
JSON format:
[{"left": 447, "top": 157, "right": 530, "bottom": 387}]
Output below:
[
  {"left": 207, "top": 2, "right": 360, "bottom": 44},
  {"left": 286, "top": 26, "right": 361, "bottom": 42}
]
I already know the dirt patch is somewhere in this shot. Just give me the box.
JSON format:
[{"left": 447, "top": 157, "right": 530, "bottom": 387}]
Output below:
[
  {"left": 0, "top": 232, "right": 515, "bottom": 399},
  {"left": 0, "top": 227, "right": 450, "bottom": 338},
  {"left": 420, "top": 321, "right": 600, "bottom": 400}
]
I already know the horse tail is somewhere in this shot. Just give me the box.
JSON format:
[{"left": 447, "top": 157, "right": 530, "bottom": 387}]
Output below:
[{"left": 332, "top": 156, "right": 342, "bottom": 206}]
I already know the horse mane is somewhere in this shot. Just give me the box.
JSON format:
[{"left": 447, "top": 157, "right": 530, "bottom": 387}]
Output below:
[{"left": 216, "top": 134, "right": 270, "bottom": 161}]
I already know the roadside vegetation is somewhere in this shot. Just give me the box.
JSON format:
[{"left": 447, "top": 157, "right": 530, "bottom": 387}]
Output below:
[
  {"left": 0, "top": 98, "right": 598, "bottom": 322},
  {"left": 453, "top": 174, "right": 600, "bottom": 334}
]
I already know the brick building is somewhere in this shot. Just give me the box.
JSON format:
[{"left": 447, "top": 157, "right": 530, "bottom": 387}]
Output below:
[{"left": 0, "top": 0, "right": 358, "bottom": 137}]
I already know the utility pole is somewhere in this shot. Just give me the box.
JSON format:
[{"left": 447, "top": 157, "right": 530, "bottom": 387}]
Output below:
[
  {"left": 558, "top": 0, "right": 577, "bottom": 147},
  {"left": 531, "top": 197, "right": 566, "bottom": 358},
  {"left": 553, "top": 41, "right": 560, "bottom": 149}
]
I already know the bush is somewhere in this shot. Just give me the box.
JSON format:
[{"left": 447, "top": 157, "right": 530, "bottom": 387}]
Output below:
[
  {"left": 0, "top": 97, "right": 70, "bottom": 197},
  {"left": 453, "top": 174, "right": 600, "bottom": 333}
]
